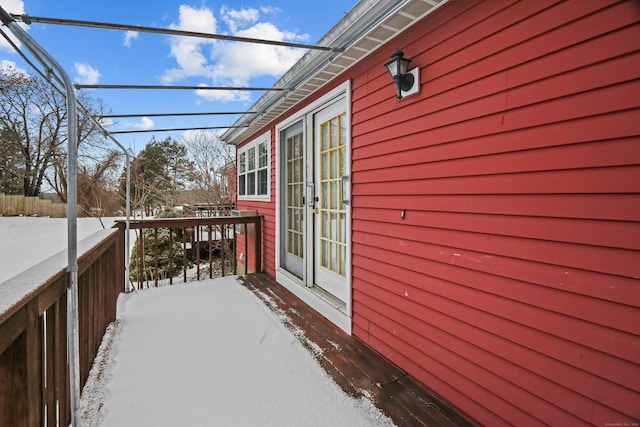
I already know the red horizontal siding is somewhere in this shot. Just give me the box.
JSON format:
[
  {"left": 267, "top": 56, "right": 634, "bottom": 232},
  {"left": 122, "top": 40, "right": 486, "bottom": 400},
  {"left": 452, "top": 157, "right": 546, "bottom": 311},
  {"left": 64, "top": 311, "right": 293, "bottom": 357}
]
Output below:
[
  {"left": 353, "top": 108, "right": 640, "bottom": 163},
  {"left": 349, "top": 0, "right": 640, "bottom": 425},
  {"left": 355, "top": 207, "right": 639, "bottom": 250},
  {"left": 353, "top": 79, "right": 640, "bottom": 149},
  {"left": 235, "top": 134, "right": 277, "bottom": 276},
  {"left": 355, "top": 288, "right": 630, "bottom": 426},
  {"left": 356, "top": 295, "right": 591, "bottom": 426},
  {"left": 230, "top": 0, "right": 640, "bottom": 424},
  {"left": 355, "top": 139, "right": 640, "bottom": 185},
  {"left": 355, "top": 193, "right": 640, "bottom": 221},
  {"left": 353, "top": 249, "right": 639, "bottom": 373},
  {"left": 354, "top": 166, "right": 640, "bottom": 195}
]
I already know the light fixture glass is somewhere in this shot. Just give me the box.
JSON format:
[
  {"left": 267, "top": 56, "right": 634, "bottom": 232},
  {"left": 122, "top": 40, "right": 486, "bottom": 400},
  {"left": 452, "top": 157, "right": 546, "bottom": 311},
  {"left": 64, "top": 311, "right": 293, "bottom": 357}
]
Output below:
[{"left": 384, "top": 49, "right": 415, "bottom": 99}]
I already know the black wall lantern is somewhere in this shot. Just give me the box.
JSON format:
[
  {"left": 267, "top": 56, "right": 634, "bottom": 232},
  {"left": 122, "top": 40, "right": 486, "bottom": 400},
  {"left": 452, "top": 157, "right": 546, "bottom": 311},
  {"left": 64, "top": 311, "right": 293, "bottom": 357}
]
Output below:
[{"left": 384, "top": 49, "right": 415, "bottom": 99}]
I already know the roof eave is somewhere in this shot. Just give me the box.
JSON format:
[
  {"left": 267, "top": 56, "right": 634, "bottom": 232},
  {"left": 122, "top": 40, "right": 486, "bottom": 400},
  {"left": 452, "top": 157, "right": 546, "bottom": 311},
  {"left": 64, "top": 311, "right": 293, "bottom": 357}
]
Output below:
[{"left": 220, "top": 0, "right": 449, "bottom": 146}]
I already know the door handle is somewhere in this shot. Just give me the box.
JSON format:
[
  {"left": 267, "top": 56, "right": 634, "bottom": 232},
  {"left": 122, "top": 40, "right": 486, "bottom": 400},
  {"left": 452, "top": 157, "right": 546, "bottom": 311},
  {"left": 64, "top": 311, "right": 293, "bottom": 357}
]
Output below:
[
  {"left": 307, "top": 182, "right": 315, "bottom": 207},
  {"left": 341, "top": 175, "right": 350, "bottom": 206}
]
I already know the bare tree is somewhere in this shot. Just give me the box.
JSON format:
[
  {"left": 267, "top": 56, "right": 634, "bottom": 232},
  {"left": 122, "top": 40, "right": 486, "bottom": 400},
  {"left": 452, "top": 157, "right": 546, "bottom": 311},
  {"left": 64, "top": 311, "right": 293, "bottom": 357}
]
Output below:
[
  {"left": 77, "top": 150, "right": 123, "bottom": 226},
  {"left": 181, "top": 131, "right": 235, "bottom": 210},
  {"left": 45, "top": 94, "right": 115, "bottom": 204},
  {"left": 0, "top": 125, "right": 23, "bottom": 194},
  {"left": 0, "top": 66, "right": 65, "bottom": 196},
  {"left": 0, "top": 65, "right": 119, "bottom": 207},
  {"left": 121, "top": 155, "right": 155, "bottom": 219}
]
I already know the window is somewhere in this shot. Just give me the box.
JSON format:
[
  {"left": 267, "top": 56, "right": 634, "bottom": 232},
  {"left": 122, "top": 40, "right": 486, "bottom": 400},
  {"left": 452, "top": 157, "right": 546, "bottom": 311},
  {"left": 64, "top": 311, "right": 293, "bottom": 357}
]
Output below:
[{"left": 238, "top": 133, "right": 270, "bottom": 200}]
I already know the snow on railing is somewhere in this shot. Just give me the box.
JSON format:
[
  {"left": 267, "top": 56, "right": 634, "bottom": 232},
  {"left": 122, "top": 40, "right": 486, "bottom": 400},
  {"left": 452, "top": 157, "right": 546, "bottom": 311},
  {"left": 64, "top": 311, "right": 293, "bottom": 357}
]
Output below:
[{"left": 0, "top": 228, "right": 124, "bottom": 426}]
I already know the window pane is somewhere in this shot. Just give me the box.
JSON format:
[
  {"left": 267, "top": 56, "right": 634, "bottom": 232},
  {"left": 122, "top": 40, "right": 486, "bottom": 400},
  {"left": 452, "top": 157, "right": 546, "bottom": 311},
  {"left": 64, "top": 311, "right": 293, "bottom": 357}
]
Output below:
[
  {"left": 258, "top": 169, "right": 268, "bottom": 195},
  {"left": 239, "top": 152, "right": 246, "bottom": 173},
  {"left": 248, "top": 147, "right": 256, "bottom": 170},
  {"left": 239, "top": 175, "right": 246, "bottom": 195},
  {"left": 247, "top": 171, "right": 256, "bottom": 195},
  {"left": 258, "top": 142, "right": 268, "bottom": 168}
]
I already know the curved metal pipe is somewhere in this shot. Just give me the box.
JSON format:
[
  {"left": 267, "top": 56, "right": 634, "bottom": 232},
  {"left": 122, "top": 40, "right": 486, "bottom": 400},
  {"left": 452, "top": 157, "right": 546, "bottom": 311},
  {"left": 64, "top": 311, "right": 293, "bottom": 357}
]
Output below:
[{"left": 2, "top": 7, "right": 77, "bottom": 425}]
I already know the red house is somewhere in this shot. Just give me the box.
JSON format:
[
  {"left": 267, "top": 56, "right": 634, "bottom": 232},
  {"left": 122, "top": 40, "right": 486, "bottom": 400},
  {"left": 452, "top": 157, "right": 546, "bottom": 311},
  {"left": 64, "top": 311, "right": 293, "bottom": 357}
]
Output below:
[{"left": 220, "top": 0, "right": 640, "bottom": 425}]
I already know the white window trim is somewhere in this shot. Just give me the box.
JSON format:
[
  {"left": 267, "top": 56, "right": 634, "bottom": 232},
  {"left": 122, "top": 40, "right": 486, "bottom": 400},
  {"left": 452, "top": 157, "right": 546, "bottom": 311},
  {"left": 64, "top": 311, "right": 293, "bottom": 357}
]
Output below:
[{"left": 238, "top": 131, "right": 271, "bottom": 201}]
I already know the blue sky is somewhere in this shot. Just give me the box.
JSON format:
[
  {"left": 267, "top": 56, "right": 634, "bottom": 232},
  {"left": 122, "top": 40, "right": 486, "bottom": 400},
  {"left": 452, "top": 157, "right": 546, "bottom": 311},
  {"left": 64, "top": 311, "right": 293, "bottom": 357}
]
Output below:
[{"left": 0, "top": 0, "right": 357, "bottom": 152}]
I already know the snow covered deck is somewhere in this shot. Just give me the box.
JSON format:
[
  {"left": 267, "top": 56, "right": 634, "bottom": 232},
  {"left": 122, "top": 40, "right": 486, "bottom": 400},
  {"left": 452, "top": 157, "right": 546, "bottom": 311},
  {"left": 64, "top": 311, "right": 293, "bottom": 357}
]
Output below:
[
  {"left": 0, "top": 216, "right": 472, "bottom": 426},
  {"left": 80, "top": 274, "right": 472, "bottom": 427}
]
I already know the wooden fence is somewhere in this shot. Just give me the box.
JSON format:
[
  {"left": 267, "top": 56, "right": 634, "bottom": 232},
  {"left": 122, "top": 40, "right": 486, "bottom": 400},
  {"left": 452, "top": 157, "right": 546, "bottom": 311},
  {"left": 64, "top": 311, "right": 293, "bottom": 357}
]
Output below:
[
  {"left": 0, "top": 194, "right": 70, "bottom": 217},
  {"left": 0, "top": 228, "right": 124, "bottom": 426}
]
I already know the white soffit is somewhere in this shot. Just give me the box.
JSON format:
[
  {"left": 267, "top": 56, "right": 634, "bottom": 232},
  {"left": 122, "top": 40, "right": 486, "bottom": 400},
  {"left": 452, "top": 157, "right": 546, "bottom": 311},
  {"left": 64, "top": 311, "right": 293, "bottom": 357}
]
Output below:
[{"left": 222, "top": 0, "right": 448, "bottom": 145}]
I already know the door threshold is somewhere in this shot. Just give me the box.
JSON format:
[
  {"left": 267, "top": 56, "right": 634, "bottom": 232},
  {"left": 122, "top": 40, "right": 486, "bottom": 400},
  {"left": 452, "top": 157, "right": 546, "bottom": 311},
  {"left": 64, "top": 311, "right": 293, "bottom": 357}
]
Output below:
[
  {"left": 308, "top": 284, "right": 347, "bottom": 313},
  {"left": 276, "top": 270, "right": 352, "bottom": 334}
]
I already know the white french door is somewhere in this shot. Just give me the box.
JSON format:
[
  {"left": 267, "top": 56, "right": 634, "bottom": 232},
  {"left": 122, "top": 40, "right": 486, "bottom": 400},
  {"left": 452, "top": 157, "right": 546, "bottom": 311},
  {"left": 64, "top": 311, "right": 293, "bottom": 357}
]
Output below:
[
  {"left": 312, "top": 101, "right": 349, "bottom": 302},
  {"left": 278, "top": 96, "right": 350, "bottom": 305},
  {"left": 280, "top": 120, "right": 305, "bottom": 280}
]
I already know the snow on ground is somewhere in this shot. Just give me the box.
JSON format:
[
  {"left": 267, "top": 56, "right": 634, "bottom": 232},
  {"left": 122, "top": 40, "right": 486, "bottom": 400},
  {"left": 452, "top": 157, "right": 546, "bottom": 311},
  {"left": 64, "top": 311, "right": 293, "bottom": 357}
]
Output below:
[
  {"left": 80, "top": 277, "right": 395, "bottom": 427},
  {"left": 0, "top": 216, "right": 117, "bottom": 283}
]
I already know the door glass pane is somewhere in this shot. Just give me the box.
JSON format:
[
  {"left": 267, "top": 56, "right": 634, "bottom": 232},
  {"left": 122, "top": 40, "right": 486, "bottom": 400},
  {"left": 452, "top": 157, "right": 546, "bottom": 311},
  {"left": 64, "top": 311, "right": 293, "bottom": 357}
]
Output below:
[
  {"left": 286, "top": 133, "right": 304, "bottom": 258},
  {"left": 321, "top": 240, "right": 328, "bottom": 268},
  {"left": 318, "top": 112, "right": 347, "bottom": 276},
  {"left": 330, "top": 212, "right": 337, "bottom": 241},
  {"left": 330, "top": 149, "right": 337, "bottom": 178},
  {"left": 339, "top": 212, "right": 346, "bottom": 242},
  {"left": 330, "top": 118, "right": 338, "bottom": 148},
  {"left": 321, "top": 182, "right": 328, "bottom": 209},
  {"left": 321, "top": 152, "right": 329, "bottom": 180},
  {"left": 330, "top": 181, "right": 337, "bottom": 209},
  {"left": 339, "top": 245, "right": 346, "bottom": 276},
  {"left": 321, "top": 123, "right": 329, "bottom": 151}
]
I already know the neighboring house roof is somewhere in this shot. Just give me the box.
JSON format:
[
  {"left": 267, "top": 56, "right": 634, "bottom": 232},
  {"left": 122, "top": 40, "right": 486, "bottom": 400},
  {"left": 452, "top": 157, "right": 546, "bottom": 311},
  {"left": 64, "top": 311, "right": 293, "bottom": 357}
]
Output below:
[{"left": 220, "top": 0, "right": 449, "bottom": 146}]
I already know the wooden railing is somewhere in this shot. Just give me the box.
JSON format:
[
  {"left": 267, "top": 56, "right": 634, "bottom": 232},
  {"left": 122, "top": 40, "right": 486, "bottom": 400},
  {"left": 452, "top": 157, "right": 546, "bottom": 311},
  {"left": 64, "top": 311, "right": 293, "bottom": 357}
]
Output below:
[
  {"left": 115, "top": 215, "right": 263, "bottom": 290},
  {"left": 0, "top": 215, "right": 262, "bottom": 426},
  {"left": 0, "top": 228, "right": 124, "bottom": 427}
]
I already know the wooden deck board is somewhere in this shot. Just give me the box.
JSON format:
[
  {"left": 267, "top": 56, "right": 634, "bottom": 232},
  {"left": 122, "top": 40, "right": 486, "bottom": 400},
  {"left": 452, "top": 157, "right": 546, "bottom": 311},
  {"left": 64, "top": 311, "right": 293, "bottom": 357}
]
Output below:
[{"left": 239, "top": 273, "right": 477, "bottom": 427}]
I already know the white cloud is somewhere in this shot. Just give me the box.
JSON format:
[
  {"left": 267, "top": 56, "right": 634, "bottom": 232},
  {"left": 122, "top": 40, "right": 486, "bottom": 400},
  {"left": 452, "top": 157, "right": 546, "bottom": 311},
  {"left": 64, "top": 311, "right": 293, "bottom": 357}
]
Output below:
[
  {"left": 0, "top": 0, "right": 24, "bottom": 14},
  {"left": 0, "top": 0, "right": 27, "bottom": 53},
  {"left": 219, "top": 23, "right": 307, "bottom": 80},
  {"left": 134, "top": 117, "right": 154, "bottom": 130},
  {"left": 161, "top": 4, "right": 309, "bottom": 102},
  {"left": 74, "top": 62, "right": 101, "bottom": 85},
  {"left": 161, "top": 5, "right": 218, "bottom": 83},
  {"left": 123, "top": 30, "right": 139, "bottom": 47},
  {"left": 97, "top": 117, "right": 115, "bottom": 128},
  {"left": 0, "top": 59, "right": 28, "bottom": 76},
  {"left": 220, "top": 5, "right": 259, "bottom": 34},
  {"left": 194, "top": 86, "right": 251, "bottom": 103}
]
